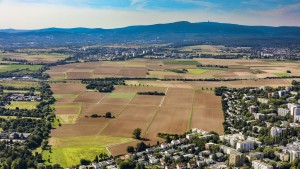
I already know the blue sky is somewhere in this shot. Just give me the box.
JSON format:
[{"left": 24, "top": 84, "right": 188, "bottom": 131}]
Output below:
[{"left": 0, "top": 0, "right": 299, "bottom": 29}]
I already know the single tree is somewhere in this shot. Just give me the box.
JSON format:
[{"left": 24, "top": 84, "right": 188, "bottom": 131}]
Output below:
[
  {"left": 133, "top": 128, "right": 142, "bottom": 139},
  {"left": 105, "top": 112, "right": 112, "bottom": 118},
  {"left": 127, "top": 146, "right": 135, "bottom": 153}
]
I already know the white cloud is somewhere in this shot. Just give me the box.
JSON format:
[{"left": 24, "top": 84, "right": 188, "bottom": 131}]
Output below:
[
  {"left": 175, "top": 0, "right": 215, "bottom": 8},
  {"left": 130, "top": 0, "right": 147, "bottom": 10}
]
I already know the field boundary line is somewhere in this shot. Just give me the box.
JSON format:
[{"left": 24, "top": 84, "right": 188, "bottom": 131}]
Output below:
[
  {"left": 159, "top": 87, "right": 169, "bottom": 107},
  {"left": 144, "top": 87, "right": 169, "bottom": 136},
  {"left": 97, "top": 94, "right": 107, "bottom": 104},
  {"left": 188, "top": 90, "right": 196, "bottom": 130},
  {"left": 143, "top": 107, "right": 160, "bottom": 137}
]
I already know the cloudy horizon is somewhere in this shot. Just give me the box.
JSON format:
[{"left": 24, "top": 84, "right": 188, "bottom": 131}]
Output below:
[{"left": 0, "top": 0, "right": 299, "bottom": 29}]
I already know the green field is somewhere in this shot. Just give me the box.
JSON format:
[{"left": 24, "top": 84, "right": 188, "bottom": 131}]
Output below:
[
  {"left": 188, "top": 69, "right": 208, "bottom": 75},
  {"left": 163, "top": 60, "right": 199, "bottom": 65},
  {"left": 5, "top": 101, "right": 39, "bottom": 110},
  {"left": 52, "top": 118, "right": 60, "bottom": 128},
  {"left": 3, "top": 90, "right": 40, "bottom": 95},
  {"left": 0, "top": 64, "right": 42, "bottom": 72},
  {"left": 43, "top": 136, "right": 133, "bottom": 167},
  {"left": 106, "top": 93, "right": 135, "bottom": 99},
  {"left": 275, "top": 73, "right": 291, "bottom": 77},
  {"left": 56, "top": 114, "right": 78, "bottom": 124},
  {"left": 0, "top": 53, "right": 70, "bottom": 63},
  {"left": 0, "top": 115, "right": 40, "bottom": 120},
  {"left": 0, "top": 81, "right": 40, "bottom": 88}
]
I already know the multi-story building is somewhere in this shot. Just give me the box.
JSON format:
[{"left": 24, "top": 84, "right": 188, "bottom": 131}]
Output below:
[
  {"left": 287, "top": 103, "right": 300, "bottom": 116},
  {"left": 229, "top": 151, "right": 244, "bottom": 167},
  {"left": 281, "top": 141, "right": 300, "bottom": 162},
  {"left": 252, "top": 160, "right": 273, "bottom": 169},
  {"left": 293, "top": 107, "right": 300, "bottom": 122},
  {"left": 270, "top": 127, "right": 286, "bottom": 137},
  {"left": 248, "top": 105, "right": 258, "bottom": 113},
  {"left": 277, "top": 108, "right": 290, "bottom": 116},
  {"left": 219, "top": 134, "right": 244, "bottom": 147},
  {"left": 258, "top": 98, "right": 270, "bottom": 104},
  {"left": 236, "top": 140, "right": 255, "bottom": 152}
]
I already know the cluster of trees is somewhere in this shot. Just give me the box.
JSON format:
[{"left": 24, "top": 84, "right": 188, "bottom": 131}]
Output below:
[
  {"left": 197, "top": 64, "right": 228, "bottom": 69},
  {"left": 157, "top": 133, "right": 186, "bottom": 143},
  {"left": 82, "top": 78, "right": 125, "bottom": 92},
  {"left": 127, "top": 142, "right": 149, "bottom": 153},
  {"left": 117, "top": 158, "right": 145, "bottom": 169},
  {"left": 167, "top": 69, "right": 188, "bottom": 74},
  {"left": 0, "top": 66, "right": 50, "bottom": 79},
  {"left": 2, "top": 57, "right": 28, "bottom": 63},
  {"left": 89, "top": 112, "right": 114, "bottom": 118},
  {"left": 137, "top": 91, "right": 165, "bottom": 96},
  {"left": 214, "top": 86, "right": 228, "bottom": 96},
  {"left": 80, "top": 153, "right": 111, "bottom": 165},
  {"left": 0, "top": 82, "right": 58, "bottom": 168}
]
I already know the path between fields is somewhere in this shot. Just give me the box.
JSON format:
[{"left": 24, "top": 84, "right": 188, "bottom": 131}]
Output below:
[
  {"left": 159, "top": 87, "right": 169, "bottom": 107},
  {"left": 96, "top": 95, "right": 106, "bottom": 104}
]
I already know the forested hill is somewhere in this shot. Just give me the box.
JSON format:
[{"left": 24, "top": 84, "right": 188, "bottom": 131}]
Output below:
[{"left": 1, "top": 21, "right": 300, "bottom": 47}]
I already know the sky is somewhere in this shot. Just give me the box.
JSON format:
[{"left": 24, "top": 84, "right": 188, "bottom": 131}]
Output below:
[{"left": 0, "top": 0, "right": 299, "bottom": 29}]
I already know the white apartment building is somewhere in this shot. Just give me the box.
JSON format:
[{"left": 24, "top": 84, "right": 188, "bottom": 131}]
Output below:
[
  {"left": 270, "top": 127, "right": 286, "bottom": 137},
  {"left": 252, "top": 160, "right": 273, "bottom": 169},
  {"left": 236, "top": 140, "right": 255, "bottom": 152},
  {"left": 277, "top": 108, "right": 290, "bottom": 116}
]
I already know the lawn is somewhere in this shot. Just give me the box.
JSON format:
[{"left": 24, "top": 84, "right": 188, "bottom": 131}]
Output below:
[
  {"left": 188, "top": 69, "right": 208, "bottom": 75},
  {"left": 43, "top": 135, "right": 133, "bottom": 167},
  {"left": 106, "top": 93, "right": 136, "bottom": 99},
  {"left": 275, "top": 73, "right": 291, "bottom": 77},
  {"left": 163, "top": 60, "right": 199, "bottom": 65},
  {"left": 5, "top": 101, "right": 39, "bottom": 110},
  {"left": 0, "top": 64, "right": 42, "bottom": 72}
]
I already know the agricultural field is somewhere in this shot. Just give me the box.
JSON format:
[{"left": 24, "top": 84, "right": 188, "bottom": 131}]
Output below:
[
  {"left": 45, "top": 58, "right": 300, "bottom": 166},
  {"left": 46, "top": 58, "right": 300, "bottom": 80},
  {"left": 43, "top": 135, "right": 133, "bottom": 167},
  {"left": 179, "top": 45, "right": 250, "bottom": 56},
  {"left": 5, "top": 101, "right": 39, "bottom": 110},
  {"left": 48, "top": 82, "right": 224, "bottom": 162},
  {"left": 187, "top": 69, "right": 208, "bottom": 75},
  {"left": 0, "top": 64, "right": 42, "bottom": 72},
  {"left": 0, "top": 52, "right": 70, "bottom": 64},
  {"left": 0, "top": 80, "right": 40, "bottom": 88}
]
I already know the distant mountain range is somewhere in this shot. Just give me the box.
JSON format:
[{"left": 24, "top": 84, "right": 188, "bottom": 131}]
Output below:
[{"left": 1, "top": 21, "right": 300, "bottom": 47}]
